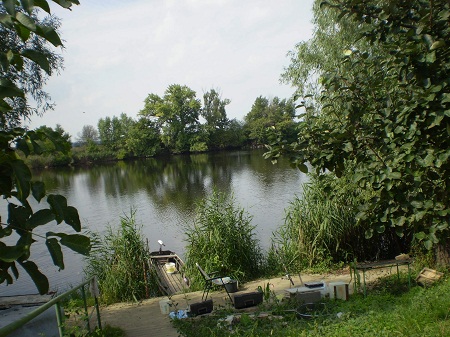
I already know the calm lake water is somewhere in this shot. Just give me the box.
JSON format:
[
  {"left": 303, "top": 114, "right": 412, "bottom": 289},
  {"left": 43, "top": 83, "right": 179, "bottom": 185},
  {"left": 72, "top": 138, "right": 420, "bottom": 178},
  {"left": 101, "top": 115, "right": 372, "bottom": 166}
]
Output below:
[{"left": 0, "top": 149, "right": 307, "bottom": 296}]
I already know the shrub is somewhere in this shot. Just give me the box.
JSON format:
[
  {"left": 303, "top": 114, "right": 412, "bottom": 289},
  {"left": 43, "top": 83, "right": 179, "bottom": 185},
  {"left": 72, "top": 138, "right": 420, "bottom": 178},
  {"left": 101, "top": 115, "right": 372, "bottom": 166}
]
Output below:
[
  {"left": 84, "top": 211, "right": 160, "bottom": 304},
  {"left": 183, "top": 190, "right": 264, "bottom": 289},
  {"left": 270, "top": 167, "right": 409, "bottom": 274}
]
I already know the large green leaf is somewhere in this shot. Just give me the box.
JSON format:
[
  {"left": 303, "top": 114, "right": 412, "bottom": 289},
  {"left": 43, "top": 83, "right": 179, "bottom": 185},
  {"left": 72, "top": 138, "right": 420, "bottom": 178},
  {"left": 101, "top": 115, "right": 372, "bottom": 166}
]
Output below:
[
  {"left": 3, "top": 0, "right": 16, "bottom": 16},
  {"left": 52, "top": 0, "right": 78, "bottom": 8},
  {"left": 31, "top": 181, "right": 46, "bottom": 202},
  {"left": 8, "top": 203, "right": 32, "bottom": 230},
  {"left": 34, "top": 0, "right": 51, "bottom": 14},
  {"left": 21, "top": 49, "right": 51, "bottom": 75},
  {"left": 35, "top": 24, "right": 62, "bottom": 47},
  {"left": 15, "top": 12, "right": 36, "bottom": 31},
  {"left": 26, "top": 209, "right": 55, "bottom": 229},
  {"left": 64, "top": 206, "right": 81, "bottom": 232},
  {"left": 57, "top": 233, "right": 91, "bottom": 255},
  {"left": 10, "top": 159, "right": 32, "bottom": 201},
  {"left": 20, "top": 0, "right": 35, "bottom": 15},
  {"left": 0, "top": 14, "right": 14, "bottom": 29},
  {"left": 0, "top": 78, "right": 25, "bottom": 99},
  {"left": 0, "top": 243, "right": 27, "bottom": 262},
  {"left": 47, "top": 194, "right": 67, "bottom": 223},
  {"left": 46, "top": 238, "right": 64, "bottom": 270},
  {"left": 18, "top": 261, "right": 49, "bottom": 294}
]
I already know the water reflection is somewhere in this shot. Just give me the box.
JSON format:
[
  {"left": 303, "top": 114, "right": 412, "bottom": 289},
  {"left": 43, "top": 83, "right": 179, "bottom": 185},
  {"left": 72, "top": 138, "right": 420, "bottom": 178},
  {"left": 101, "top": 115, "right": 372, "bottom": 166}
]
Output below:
[{"left": 0, "top": 149, "right": 306, "bottom": 296}]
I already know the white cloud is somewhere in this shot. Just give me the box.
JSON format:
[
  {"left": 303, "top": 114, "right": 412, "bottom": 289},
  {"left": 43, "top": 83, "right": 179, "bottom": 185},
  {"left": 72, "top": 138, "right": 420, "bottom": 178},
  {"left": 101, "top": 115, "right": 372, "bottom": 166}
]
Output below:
[{"left": 27, "top": 0, "right": 314, "bottom": 139}]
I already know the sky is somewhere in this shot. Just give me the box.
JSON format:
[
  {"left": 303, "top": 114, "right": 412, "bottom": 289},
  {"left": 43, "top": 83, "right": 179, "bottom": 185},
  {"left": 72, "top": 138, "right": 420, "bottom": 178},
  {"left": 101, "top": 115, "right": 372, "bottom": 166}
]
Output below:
[{"left": 27, "top": 0, "right": 315, "bottom": 140}]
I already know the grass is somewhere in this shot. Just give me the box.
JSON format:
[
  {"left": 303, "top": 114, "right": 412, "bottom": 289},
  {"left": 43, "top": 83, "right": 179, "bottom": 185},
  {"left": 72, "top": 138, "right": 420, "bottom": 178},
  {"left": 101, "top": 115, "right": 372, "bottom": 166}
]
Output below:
[{"left": 173, "top": 275, "right": 450, "bottom": 337}]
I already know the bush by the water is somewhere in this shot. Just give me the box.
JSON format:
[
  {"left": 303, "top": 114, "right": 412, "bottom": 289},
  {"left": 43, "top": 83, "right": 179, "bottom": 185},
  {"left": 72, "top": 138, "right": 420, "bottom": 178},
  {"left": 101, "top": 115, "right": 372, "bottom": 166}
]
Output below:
[
  {"left": 269, "top": 168, "right": 412, "bottom": 274},
  {"left": 84, "top": 212, "right": 159, "bottom": 303},
  {"left": 183, "top": 190, "right": 264, "bottom": 289}
]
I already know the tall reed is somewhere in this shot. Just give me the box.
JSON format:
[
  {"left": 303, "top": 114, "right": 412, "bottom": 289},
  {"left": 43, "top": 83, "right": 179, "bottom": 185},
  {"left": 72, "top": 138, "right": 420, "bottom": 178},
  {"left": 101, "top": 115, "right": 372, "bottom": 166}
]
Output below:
[
  {"left": 183, "top": 190, "right": 264, "bottom": 289},
  {"left": 84, "top": 211, "right": 159, "bottom": 304},
  {"left": 269, "top": 168, "right": 403, "bottom": 273}
]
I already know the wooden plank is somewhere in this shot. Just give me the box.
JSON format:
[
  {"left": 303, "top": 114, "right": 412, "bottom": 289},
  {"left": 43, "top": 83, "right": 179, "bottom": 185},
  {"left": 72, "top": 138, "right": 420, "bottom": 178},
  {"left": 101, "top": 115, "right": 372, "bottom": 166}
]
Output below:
[{"left": 0, "top": 294, "right": 53, "bottom": 308}]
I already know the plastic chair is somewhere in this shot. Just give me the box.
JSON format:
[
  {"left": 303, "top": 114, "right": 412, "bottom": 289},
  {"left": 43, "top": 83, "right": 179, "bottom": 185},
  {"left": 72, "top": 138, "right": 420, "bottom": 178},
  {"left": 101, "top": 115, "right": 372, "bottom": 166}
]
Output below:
[{"left": 195, "top": 263, "right": 234, "bottom": 304}]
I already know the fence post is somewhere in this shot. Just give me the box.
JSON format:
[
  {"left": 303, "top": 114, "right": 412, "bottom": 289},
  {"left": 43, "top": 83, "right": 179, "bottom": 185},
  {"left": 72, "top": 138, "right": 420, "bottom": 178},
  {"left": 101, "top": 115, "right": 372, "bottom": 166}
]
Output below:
[
  {"left": 80, "top": 285, "right": 91, "bottom": 332},
  {"left": 55, "top": 302, "right": 64, "bottom": 337}
]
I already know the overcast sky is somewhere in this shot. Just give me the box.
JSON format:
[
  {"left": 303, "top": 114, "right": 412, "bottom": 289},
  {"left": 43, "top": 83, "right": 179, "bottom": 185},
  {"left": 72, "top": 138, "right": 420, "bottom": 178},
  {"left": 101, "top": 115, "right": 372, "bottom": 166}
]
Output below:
[{"left": 27, "top": 0, "right": 314, "bottom": 139}]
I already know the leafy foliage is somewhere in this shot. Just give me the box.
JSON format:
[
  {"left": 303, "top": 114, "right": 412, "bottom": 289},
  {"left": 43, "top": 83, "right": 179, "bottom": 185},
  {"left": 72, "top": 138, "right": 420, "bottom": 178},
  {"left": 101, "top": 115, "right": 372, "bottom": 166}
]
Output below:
[
  {"left": 0, "top": 0, "right": 90, "bottom": 294},
  {"left": 244, "top": 96, "right": 297, "bottom": 146},
  {"left": 267, "top": 0, "right": 450, "bottom": 253},
  {"left": 140, "top": 84, "right": 202, "bottom": 154}
]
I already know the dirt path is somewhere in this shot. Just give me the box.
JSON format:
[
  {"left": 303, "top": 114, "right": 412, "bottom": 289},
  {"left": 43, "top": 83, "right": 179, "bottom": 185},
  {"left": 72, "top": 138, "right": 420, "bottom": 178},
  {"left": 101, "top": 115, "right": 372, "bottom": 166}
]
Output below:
[{"left": 99, "top": 270, "right": 354, "bottom": 336}]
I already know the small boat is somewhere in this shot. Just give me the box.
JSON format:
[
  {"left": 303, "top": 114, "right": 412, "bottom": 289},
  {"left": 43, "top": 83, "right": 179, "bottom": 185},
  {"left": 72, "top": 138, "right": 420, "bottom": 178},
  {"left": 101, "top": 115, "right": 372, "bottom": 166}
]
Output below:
[{"left": 148, "top": 241, "right": 189, "bottom": 296}]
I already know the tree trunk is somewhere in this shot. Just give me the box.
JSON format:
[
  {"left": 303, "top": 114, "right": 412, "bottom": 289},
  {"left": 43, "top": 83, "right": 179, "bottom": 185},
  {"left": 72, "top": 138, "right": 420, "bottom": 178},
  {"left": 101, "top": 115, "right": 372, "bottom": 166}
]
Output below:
[{"left": 435, "top": 238, "right": 450, "bottom": 267}]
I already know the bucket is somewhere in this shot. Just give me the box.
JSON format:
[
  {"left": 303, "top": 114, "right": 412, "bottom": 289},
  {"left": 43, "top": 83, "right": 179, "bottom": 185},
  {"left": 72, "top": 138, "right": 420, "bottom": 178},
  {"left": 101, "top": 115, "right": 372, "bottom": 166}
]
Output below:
[
  {"left": 159, "top": 299, "right": 172, "bottom": 315},
  {"left": 165, "top": 262, "right": 176, "bottom": 274},
  {"left": 224, "top": 280, "right": 238, "bottom": 293}
]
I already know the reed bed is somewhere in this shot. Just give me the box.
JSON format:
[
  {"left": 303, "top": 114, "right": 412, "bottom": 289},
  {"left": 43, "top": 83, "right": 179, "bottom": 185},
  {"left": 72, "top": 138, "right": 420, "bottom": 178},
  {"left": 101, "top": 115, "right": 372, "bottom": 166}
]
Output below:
[
  {"left": 183, "top": 190, "right": 264, "bottom": 290},
  {"left": 84, "top": 212, "right": 159, "bottom": 304}
]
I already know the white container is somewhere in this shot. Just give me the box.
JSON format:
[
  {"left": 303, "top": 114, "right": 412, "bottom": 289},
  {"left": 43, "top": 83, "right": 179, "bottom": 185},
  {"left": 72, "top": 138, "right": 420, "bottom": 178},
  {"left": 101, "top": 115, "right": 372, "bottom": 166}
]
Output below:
[
  {"left": 159, "top": 299, "right": 172, "bottom": 314},
  {"left": 329, "top": 281, "right": 349, "bottom": 300},
  {"left": 165, "top": 262, "right": 176, "bottom": 274}
]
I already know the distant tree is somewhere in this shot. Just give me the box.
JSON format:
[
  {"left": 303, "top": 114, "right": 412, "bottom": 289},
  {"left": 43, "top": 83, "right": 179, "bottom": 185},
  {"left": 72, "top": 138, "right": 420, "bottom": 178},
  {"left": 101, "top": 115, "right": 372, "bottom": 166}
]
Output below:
[
  {"left": 33, "top": 124, "right": 71, "bottom": 152},
  {"left": 244, "top": 96, "right": 297, "bottom": 146},
  {"left": 125, "top": 117, "right": 162, "bottom": 157},
  {"left": 77, "top": 125, "right": 99, "bottom": 145},
  {"left": 140, "top": 84, "right": 201, "bottom": 153},
  {"left": 222, "top": 118, "right": 246, "bottom": 149},
  {"left": 202, "top": 89, "right": 230, "bottom": 130},
  {"left": 201, "top": 89, "right": 231, "bottom": 150},
  {"left": 98, "top": 113, "right": 134, "bottom": 153}
]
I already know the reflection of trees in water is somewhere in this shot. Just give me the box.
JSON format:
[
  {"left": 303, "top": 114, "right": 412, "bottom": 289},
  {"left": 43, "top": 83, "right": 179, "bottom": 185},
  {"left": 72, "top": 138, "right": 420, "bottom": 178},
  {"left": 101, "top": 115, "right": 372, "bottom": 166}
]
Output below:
[
  {"left": 33, "top": 166, "right": 77, "bottom": 193},
  {"left": 34, "top": 150, "right": 298, "bottom": 216}
]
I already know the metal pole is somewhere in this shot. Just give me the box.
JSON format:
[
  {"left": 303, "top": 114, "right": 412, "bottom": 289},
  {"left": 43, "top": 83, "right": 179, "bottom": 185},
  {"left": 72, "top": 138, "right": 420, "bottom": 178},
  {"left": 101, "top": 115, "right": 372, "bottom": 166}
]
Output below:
[
  {"left": 408, "top": 262, "right": 411, "bottom": 289},
  {"left": 94, "top": 296, "right": 102, "bottom": 331},
  {"left": 363, "top": 270, "right": 367, "bottom": 297},
  {"left": 80, "top": 285, "right": 91, "bottom": 332},
  {"left": 55, "top": 302, "right": 64, "bottom": 337}
]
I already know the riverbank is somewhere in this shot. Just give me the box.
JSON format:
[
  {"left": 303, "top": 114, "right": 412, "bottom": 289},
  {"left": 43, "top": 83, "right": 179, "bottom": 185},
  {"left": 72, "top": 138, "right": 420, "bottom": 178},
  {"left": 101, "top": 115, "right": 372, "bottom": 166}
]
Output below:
[{"left": 99, "top": 269, "right": 355, "bottom": 336}]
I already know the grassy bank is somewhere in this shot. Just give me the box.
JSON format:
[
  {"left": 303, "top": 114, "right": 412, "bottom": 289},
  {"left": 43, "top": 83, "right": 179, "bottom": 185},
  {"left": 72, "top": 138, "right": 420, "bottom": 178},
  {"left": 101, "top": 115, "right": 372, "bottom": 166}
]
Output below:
[{"left": 173, "top": 275, "right": 450, "bottom": 337}]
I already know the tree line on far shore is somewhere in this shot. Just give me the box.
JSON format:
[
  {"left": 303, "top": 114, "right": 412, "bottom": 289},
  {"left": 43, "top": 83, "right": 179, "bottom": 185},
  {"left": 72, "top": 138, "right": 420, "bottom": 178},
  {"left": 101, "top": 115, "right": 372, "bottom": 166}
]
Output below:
[{"left": 26, "top": 87, "right": 298, "bottom": 168}]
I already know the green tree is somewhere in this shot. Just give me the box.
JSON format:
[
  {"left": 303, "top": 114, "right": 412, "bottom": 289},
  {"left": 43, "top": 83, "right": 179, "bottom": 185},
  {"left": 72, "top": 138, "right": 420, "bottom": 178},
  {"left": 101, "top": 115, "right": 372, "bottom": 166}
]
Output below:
[
  {"left": 222, "top": 118, "right": 245, "bottom": 149},
  {"left": 77, "top": 124, "right": 99, "bottom": 145},
  {"left": 244, "top": 96, "right": 297, "bottom": 146},
  {"left": 201, "top": 89, "right": 231, "bottom": 150},
  {"left": 0, "top": 0, "right": 90, "bottom": 294},
  {"left": 267, "top": 0, "right": 450, "bottom": 262},
  {"left": 140, "top": 84, "right": 201, "bottom": 153},
  {"left": 98, "top": 113, "right": 134, "bottom": 156},
  {"left": 125, "top": 117, "right": 161, "bottom": 157},
  {"left": 0, "top": 2, "right": 65, "bottom": 128},
  {"left": 34, "top": 124, "right": 71, "bottom": 152}
]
